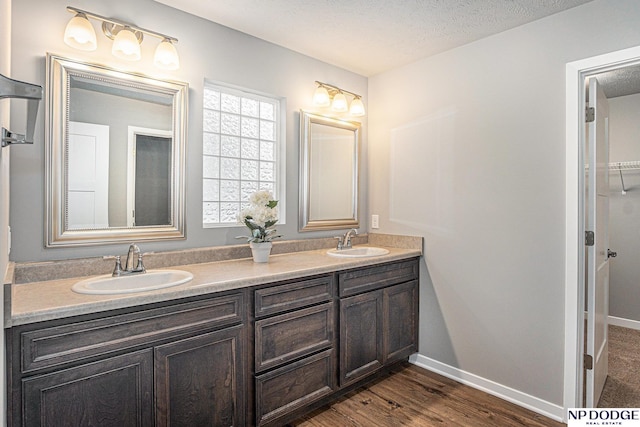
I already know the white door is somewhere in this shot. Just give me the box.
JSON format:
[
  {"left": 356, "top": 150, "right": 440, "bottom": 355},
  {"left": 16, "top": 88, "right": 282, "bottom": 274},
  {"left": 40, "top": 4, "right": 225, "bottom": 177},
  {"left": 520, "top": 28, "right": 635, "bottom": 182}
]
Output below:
[
  {"left": 67, "top": 122, "right": 110, "bottom": 229},
  {"left": 585, "top": 77, "right": 610, "bottom": 407}
]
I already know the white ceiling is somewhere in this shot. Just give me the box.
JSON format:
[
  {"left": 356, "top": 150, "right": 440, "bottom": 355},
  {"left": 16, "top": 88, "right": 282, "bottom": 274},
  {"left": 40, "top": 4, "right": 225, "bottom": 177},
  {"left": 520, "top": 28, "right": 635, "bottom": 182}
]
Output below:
[
  {"left": 594, "top": 65, "right": 640, "bottom": 98},
  {"left": 154, "top": 0, "right": 593, "bottom": 76}
]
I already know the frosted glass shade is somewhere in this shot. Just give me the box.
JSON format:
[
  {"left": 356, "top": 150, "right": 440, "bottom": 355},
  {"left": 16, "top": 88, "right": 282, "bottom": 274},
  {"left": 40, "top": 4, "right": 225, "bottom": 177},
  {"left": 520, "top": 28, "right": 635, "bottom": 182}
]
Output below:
[
  {"left": 312, "top": 86, "right": 331, "bottom": 107},
  {"left": 331, "top": 92, "right": 348, "bottom": 112},
  {"left": 349, "top": 97, "right": 366, "bottom": 116},
  {"left": 154, "top": 39, "right": 180, "bottom": 70},
  {"left": 64, "top": 13, "right": 97, "bottom": 51},
  {"left": 112, "top": 28, "right": 141, "bottom": 61}
]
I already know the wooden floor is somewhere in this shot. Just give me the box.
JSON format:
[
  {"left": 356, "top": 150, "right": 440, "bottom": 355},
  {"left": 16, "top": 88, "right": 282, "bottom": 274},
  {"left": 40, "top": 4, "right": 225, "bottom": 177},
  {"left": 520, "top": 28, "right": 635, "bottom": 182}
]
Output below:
[{"left": 289, "top": 363, "right": 565, "bottom": 427}]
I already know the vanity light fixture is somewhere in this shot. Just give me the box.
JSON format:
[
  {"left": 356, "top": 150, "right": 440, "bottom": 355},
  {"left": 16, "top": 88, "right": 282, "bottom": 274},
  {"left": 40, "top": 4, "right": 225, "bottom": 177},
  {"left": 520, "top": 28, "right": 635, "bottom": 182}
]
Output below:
[
  {"left": 349, "top": 96, "right": 365, "bottom": 116},
  {"left": 63, "top": 11, "right": 97, "bottom": 51},
  {"left": 154, "top": 38, "right": 180, "bottom": 70},
  {"left": 64, "top": 6, "right": 180, "bottom": 70},
  {"left": 111, "top": 26, "right": 142, "bottom": 61},
  {"left": 331, "top": 91, "right": 348, "bottom": 112},
  {"left": 312, "top": 81, "right": 365, "bottom": 116},
  {"left": 312, "top": 85, "right": 331, "bottom": 107}
]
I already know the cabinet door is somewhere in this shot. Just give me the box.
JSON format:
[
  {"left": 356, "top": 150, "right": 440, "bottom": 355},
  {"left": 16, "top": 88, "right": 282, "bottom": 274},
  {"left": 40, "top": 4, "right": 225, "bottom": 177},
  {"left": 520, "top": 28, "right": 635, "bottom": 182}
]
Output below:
[
  {"left": 339, "top": 290, "right": 383, "bottom": 386},
  {"left": 155, "top": 325, "right": 245, "bottom": 427},
  {"left": 22, "top": 350, "right": 153, "bottom": 427},
  {"left": 383, "top": 280, "right": 418, "bottom": 363}
]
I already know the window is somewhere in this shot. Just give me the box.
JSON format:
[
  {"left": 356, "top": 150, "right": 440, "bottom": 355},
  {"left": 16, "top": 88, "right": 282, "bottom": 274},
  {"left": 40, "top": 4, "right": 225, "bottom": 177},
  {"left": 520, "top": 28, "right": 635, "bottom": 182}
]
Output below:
[{"left": 202, "top": 82, "right": 284, "bottom": 227}]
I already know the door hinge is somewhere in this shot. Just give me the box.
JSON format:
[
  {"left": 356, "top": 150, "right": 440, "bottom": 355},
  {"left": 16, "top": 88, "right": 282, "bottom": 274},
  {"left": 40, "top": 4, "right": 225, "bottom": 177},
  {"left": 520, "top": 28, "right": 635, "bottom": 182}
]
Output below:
[
  {"left": 584, "top": 353, "right": 593, "bottom": 370},
  {"left": 585, "top": 231, "right": 595, "bottom": 246},
  {"left": 586, "top": 107, "right": 595, "bottom": 123}
]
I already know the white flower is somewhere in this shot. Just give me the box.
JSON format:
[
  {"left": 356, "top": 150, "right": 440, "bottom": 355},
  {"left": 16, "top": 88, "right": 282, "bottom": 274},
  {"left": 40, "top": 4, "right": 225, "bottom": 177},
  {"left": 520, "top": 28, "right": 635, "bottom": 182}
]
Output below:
[
  {"left": 237, "top": 190, "right": 281, "bottom": 243},
  {"left": 250, "top": 190, "right": 273, "bottom": 207}
]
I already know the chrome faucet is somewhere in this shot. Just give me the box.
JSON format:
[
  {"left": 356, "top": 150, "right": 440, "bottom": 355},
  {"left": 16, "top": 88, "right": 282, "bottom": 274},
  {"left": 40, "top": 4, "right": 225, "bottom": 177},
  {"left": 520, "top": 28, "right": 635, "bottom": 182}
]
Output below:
[
  {"left": 112, "top": 243, "right": 146, "bottom": 276},
  {"left": 335, "top": 228, "right": 358, "bottom": 250}
]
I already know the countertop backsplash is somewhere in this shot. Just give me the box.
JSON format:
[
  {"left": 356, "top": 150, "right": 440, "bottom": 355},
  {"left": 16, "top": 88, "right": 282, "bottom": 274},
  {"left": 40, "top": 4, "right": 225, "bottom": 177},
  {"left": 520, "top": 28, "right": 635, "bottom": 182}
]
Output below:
[
  {"left": 8, "top": 233, "right": 423, "bottom": 285},
  {"left": 6, "top": 233, "right": 423, "bottom": 327}
]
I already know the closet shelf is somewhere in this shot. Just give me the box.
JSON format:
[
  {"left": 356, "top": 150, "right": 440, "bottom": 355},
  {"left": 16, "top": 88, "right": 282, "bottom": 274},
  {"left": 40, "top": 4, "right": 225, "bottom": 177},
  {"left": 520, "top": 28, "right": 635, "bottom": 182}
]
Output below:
[
  {"left": 608, "top": 161, "right": 640, "bottom": 171},
  {"left": 585, "top": 161, "right": 640, "bottom": 171},
  {"left": 583, "top": 161, "right": 640, "bottom": 194}
]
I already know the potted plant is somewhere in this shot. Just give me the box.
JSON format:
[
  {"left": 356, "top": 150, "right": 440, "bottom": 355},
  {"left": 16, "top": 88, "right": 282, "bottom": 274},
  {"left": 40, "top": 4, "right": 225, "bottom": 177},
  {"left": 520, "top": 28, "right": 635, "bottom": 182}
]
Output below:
[{"left": 238, "top": 190, "right": 281, "bottom": 262}]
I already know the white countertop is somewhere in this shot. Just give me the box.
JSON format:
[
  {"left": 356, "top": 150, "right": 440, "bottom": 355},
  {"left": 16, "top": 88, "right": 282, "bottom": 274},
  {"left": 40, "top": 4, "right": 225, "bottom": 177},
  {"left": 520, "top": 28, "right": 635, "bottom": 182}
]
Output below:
[{"left": 8, "top": 246, "right": 421, "bottom": 327}]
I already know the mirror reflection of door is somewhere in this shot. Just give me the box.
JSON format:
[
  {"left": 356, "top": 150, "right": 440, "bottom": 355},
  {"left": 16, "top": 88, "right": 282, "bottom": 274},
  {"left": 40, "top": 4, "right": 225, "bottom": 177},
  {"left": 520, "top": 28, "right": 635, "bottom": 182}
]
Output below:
[
  {"left": 127, "top": 127, "right": 172, "bottom": 227},
  {"left": 67, "top": 121, "right": 110, "bottom": 229}
]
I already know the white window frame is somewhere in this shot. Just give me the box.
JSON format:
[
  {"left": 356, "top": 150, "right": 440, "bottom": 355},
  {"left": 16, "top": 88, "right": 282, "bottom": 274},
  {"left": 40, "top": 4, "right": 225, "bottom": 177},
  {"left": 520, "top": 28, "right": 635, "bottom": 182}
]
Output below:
[{"left": 202, "top": 81, "right": 286, "bottom": 228}]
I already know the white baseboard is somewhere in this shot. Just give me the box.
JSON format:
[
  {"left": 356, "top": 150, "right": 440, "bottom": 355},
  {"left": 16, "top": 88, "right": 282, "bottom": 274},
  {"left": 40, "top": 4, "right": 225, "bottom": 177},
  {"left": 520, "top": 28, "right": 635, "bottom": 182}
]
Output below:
[
  {"left": 409, "top": 354, "right": 565, "bottom": 422},
  {"left": 608, "top": 315, "right": 640, "bottom": 330}
]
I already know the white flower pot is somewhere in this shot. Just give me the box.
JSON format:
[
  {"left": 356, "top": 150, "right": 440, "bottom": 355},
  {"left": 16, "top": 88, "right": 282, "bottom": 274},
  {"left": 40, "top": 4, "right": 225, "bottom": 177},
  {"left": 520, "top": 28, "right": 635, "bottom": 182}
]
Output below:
[{"left": 250, "top": 241, "right": 273, "bottom": 263}]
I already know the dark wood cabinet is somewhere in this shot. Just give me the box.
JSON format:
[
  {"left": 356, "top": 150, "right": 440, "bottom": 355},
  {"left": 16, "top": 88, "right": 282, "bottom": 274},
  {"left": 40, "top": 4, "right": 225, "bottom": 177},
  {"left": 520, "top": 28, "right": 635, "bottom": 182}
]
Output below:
[
  {"left": 255, "top": 302, "right": 334, "bottom": 372},
  {"left": 8, "top": 292, "right": 246, "bottom": 427},
  {"left": 339, "top": 261, "right": 419, "bottom": 387},
  {"left": 7, "top": 256, "right": 419, "bottom": 427},
  {"left": 253, "top": 258, "right": 419, "bottom": 425},
  {"left": 253, "top": 275, "right": 336, "bottom": 426},
  {"left": 383, "top": 280, "right": 418, "bottom": 363},
  {"left": 155, "top": 325, "right": 245, "bottom": 427},
  {"left": 340, "top": 290, "right": 383, "bottom": 386},
  {"left": 22, "top": 350, "right": 154, "bottom": 427},
  {"left": 255, "top": 349, "right": 335, "bottom": 425}
]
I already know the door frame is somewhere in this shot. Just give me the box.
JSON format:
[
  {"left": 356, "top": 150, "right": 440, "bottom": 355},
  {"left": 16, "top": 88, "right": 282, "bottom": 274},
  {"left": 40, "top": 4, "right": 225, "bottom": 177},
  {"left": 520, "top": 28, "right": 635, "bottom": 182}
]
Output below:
[{"left": 564, "top": 45, "right": 640, "bottom": 414}]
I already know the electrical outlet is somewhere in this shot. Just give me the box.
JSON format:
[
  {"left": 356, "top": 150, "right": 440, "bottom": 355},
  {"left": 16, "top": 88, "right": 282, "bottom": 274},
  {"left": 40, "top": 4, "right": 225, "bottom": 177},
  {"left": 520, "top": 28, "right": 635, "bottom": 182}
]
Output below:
[{"left": 371, "top": 214, "right": 379, "bottom": 229}]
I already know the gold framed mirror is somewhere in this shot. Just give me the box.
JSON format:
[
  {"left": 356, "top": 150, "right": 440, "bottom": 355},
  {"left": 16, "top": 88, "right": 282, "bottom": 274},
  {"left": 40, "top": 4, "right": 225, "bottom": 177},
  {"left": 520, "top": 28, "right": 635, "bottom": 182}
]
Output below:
[
  {"left": 45, "top": 54, "right": 188, "bottom": 246},
  {"left": 299, "top": 110, "right": 360, "bottom": 231}
]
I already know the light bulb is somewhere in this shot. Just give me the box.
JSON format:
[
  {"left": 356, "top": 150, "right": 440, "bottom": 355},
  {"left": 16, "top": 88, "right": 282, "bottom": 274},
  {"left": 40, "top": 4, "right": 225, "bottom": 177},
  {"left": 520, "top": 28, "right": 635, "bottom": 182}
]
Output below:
[
  {"left": 154, "top": 39, "right": 180, "bottom": 70},
  {"left": 313, "top": 85, "right": 331, "bottom": 107},
  {"left": 112, "top": 27, "right": 141, "bottom": 61},
  {"left": 349, "top": 97, "right": 366, "bottom": 116},
  {"left": 64, "top": 13, "right": 97, "bottom": 51},
  {"left": 331, "top": 92, "right": 348, "bottom": 112}
]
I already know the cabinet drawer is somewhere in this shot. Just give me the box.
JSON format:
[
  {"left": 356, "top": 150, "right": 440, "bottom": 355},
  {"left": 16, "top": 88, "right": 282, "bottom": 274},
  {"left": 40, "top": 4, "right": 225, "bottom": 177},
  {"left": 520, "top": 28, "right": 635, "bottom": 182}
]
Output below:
[
  {"left": 254, "top": 275, "right": 333, "bottom": 318},
  {"left": 255, "top": 303, "right": 333, "bottom": 372},
  {"left": 339, "top": 259, "right": 419, "bottom": 297},
  {"left": 255, "top": 349, "right": 335, "bottom": 426},
  {"left": 20, "top": 293, "right": 244, "bottom": 374}
]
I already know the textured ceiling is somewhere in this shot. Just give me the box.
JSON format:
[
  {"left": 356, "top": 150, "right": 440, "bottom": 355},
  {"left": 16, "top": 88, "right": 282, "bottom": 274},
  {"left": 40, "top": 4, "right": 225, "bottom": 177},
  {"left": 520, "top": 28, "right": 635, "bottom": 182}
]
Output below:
[
  {"left": 594, "top": 65, "right": 640, "bottom": 98},
  {"left": 154, "top": 0, "right": 593, "bottom": 76}
]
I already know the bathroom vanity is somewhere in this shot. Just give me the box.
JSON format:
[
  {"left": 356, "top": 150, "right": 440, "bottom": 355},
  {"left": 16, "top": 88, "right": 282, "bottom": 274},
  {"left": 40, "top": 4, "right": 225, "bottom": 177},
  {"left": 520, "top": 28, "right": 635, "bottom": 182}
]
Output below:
[{"left": 5, "top": 246, "right": 420, "bottom": 426}]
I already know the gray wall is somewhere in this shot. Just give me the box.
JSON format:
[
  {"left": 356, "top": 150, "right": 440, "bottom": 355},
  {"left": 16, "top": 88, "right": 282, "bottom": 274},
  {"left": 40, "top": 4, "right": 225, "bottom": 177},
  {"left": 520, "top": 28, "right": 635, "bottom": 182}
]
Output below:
[
  {"left": 368, "top": 0, "right": 640, "bottom": 410},
  {"left": 9, "top": 0, "right": 368, "bottom": 261},
  {"left": 608, "top": 93, "right": 640, "bottom": 322}
]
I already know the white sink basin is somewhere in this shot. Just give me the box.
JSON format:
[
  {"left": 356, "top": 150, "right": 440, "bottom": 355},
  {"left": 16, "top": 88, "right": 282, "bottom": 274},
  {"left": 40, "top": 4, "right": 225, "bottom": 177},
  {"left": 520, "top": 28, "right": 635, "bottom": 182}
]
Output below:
[
  {"left": 327, "top": 247, "right": 390, "bottom": 258},
  {"left": 72, "top": 269, "right": 194, "bottom": 295}
]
